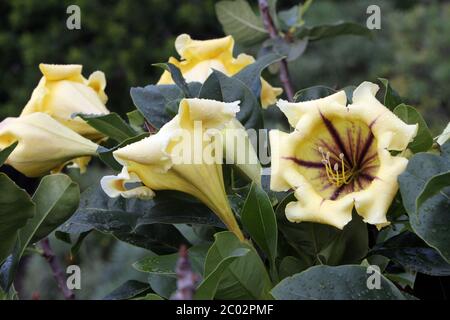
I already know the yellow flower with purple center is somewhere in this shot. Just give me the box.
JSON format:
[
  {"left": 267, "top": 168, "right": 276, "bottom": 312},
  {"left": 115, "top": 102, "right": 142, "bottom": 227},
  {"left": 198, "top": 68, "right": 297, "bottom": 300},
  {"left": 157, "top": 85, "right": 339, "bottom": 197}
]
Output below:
[
  {"left": 270, "top": 82, "right": 418, "bottom": 229},
  {"left": 157, "top": 34, "right": 282, "bottom": 109}
]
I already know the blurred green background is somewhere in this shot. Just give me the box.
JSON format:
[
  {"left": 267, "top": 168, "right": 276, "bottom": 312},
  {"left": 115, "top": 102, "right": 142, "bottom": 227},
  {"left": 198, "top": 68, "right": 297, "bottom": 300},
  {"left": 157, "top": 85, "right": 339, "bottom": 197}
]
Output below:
[{"left": 1, "top": 0, "right": 449, "bottom": 299}]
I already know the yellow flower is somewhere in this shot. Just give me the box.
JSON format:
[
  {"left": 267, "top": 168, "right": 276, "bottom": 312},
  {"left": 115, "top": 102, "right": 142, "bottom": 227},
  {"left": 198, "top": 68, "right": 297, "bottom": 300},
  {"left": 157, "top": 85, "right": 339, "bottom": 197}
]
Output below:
[
  {"left": 0, "top": 113, "right": 99, "bottom": 177},
  {"left": 270, "top": 82, "right": 418, "bottom": 229},
  {"left": 158, "top": 34, "right": 282, "bottom": 109},
  {"left": 21, "top": 64, "right": 110, "bottom": 141},
  {"left": 101, "top": 98, "right": 247, "bottom": 240}
]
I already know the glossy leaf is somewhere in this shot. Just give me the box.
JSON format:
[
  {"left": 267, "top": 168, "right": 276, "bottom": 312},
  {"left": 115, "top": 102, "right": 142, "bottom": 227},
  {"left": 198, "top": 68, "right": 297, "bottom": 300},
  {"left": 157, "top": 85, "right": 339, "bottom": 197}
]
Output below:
[
  {"left": 399, "top": 148, "right": 450, "bottom": 262},
  {"left": 241, "top": 183, "right": 277, "bottom": 267},
  {"left": 203, "top": 231, "right": 272, "bottom": 300},
  {"left": 0, "top": 173, "right": 35, "bottom": 265},
  {"left": 200, "top": 70, "right": 263, "bottom": 130},
  {"left": 195, "top": 248, "right": 250, "bottom": 300},
  {"left": 271, "top": 265, "right": 406, "bottom": 300},
  {"left": 215, "top": 0, "right": 268, "bottom": 46},
  {"left": 59, "top": 186, "right": 220, "bottom": 254},
  {"left": 103, "top": 280, "right": 151, "bottom": 300},
  {"left": 394, "top": 104, "right": 433, "bottom": 153},
  {"left": 378, "top": 78, "right": 402, "bottom": 110},
  {"left": 1, "top": 174, "right": 79, "bottom": 289},
  {"left": 0, "top": 142, "right": 17, "bottom": 167},
  {"left": 75, "top": 113, "right": 137, "bottom": 143},
  {"left": 370, "top": 232, "right": 450, "bottom": 276}
]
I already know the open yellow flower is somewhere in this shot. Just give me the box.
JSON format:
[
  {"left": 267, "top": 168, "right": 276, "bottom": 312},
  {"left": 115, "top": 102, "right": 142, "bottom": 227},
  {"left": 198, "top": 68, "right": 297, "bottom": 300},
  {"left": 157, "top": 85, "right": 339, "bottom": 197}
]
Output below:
[
  {"left": 270, "top": 82, "right": 418, "bottom": 229},
  {"left": 158, "top": 34, "right": 282, "bottom": 108},
  {"left": 21, "top": 64, "right": 110, "bottom": 141},
  {"left": 0, "top": 113, "right": 99, "bottom": 177},
  {"left": 101, "top": 98, "right": 246, "bottom": 240}
]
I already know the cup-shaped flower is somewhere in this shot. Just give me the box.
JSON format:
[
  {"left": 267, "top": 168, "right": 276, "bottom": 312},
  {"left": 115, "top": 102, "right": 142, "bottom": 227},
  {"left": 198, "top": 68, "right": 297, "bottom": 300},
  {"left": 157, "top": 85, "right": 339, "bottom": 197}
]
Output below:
[
  {"left": 270, "top": 82, "right": 418, "bottom": 229},
  {"left": 20, "top": 64, "right": 110, "bottom": 141},
  {"left": 0, "top": 113, "right": 99, "bottom": 177},
  {"left": 101, "top": 98, "right": 246, "bottom": 240},
  {"left": 158, "top": 34, "right": 282, "bottom": 108}
]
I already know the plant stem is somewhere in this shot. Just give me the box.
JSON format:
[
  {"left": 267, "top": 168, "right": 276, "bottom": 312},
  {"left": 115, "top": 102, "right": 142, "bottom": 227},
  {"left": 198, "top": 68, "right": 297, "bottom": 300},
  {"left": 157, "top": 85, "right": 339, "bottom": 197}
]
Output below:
[
  {"left": 40, "top": 238, "right": 75, "bottom": 300},
  {"left": 258, "top": 0, "right": 295, "bottom": 101}
]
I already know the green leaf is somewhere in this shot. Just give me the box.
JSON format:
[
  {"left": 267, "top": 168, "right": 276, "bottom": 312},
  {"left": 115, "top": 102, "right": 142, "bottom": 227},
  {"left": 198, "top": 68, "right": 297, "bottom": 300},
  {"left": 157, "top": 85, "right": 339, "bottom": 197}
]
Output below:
[
  {"left": 370, "top": 232, "right": 450, "bottom": 276},
  {"left": 134, "top": 293, "right": 164, "bottom": 300},
  {"left": 130, "top": 83, "right": 201, "bottom": 129},
  {"left": 148, "top": 274, "right": 177, "bottom": 299},
  {"left": 153, "top": 63, "right": 192, "bottom": 98},
  {"left": 126, "top": 110, "right": 146, "bottom": 133},
  {"left": 200, "top": 70, "right": 263, "bottom": 130},
  {"left": 203, "top": 231, "right": 272, "bottom": 299},
  {"left": 0, "top": 173, "right": 35, "bottom": 265},
  {"left": 195, "top": 248, "right": 250, "bottom": 300},
  {"left": 234, "top": 53, "right": 284, "bottom": 100},
  {"left": 378, "top": 78, "right": 402, "bottom": 110},
  {"left": 278, "top": 256, "right": 309, "bottom": 279},
  {"left": 296, "top": 22, "right": 372, "bottom": 42},
  {"left": 416, "top": 171, "right": 450, "bottom": 211},
  {"left": 399, "top": 150, "right": 450, "bottom": 262},
  {"left": 271, "top": 265, "right": 406, "bottom": 300},
  {"left": 59, "top": 186, "right": 219, "bottom": 254},
  {"left": 133, "top": 244, "right": 209, "bottom": 276},
  {"left": 1, "top": 174, "right": 79, "bottom": 289},
  {"left": 0, "top": 142, "right": 18, "bottom": 167},
  {"left": 103, "top": 280, "right": 151, "bottom": 300},
  {"left": 98, "top": 133, "right": 149, "bottom": 171},
  {"left": 276, "top": 193, "right": 368, "bottom": 267},
  {"left": 294, "top": 85, "right": 337, "bottom": 102},
  {"left": 215, "top": 0, "right": 268, "bottom": 46},
  {"left": 75, "top": 113, "right": 137, "bottom": 143},
  {"left": 31, "top": 175, "right": 80, "bottom": 242},
  {"left": 241, "top": 183, "right": 277, "bottom": 269},
  {"left": 394, "top": 104, "right": 433, "bottom": 153}
]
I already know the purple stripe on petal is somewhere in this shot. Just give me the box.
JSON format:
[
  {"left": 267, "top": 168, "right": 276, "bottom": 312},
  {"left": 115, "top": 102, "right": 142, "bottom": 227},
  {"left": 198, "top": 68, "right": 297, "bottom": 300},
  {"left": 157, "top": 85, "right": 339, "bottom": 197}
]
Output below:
[
  {"left": 320, "top": 113, "right": 352, "bottom": 163},
  {"left": 357, "top": 133, "right": 375, "bottom": 167},
  {"left": 283, "top": 157, "right": 323, "bottom": 168}
]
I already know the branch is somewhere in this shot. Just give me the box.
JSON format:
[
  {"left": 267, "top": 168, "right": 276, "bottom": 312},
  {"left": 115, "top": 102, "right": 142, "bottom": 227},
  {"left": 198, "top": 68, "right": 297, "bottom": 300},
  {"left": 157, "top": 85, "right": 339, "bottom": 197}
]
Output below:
[
  {"left": 258, "top": 0, "right": 295, "bottom": 102},
  {"left": 171, "top": 245, "right": 200, "bottom": 300},
  {"left": 40, "top": 238, "right": 75, "bottom": 300}
]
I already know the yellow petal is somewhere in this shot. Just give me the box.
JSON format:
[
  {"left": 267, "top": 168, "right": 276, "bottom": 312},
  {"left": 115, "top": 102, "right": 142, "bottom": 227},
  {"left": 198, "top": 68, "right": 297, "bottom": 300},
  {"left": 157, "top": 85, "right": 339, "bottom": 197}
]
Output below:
[
  {"left": 39, "top": 64, "right": 83, "bottom": 81},
  {"left": 175, "top": 34, "right": 234, "bottom": 61},
  {"left": 222, "top": 118, "right": 261, "bottom": 185},
  {"left": 101, "top": 166, "right": 155, "bottom": 199},
  {"left": 0, "top": 113, "right": 98, "bottom": 177},
  {"left": 178, "top": 98, "right": 240, "bottom": 131},
  {"left": 277, "top": 90, "right": 347, "bottom": 128},
  {"left": 21, "top": 64, "right": 110, "bottom": 141},
  {"left": 353, "top": 149, "right": 408, "bottom": 227},
  {"left": 349, "top": 81, "right": 418, "bottom": 151},
  {"left": 260, "top": 79, "right": 283, "bottom": 109}
]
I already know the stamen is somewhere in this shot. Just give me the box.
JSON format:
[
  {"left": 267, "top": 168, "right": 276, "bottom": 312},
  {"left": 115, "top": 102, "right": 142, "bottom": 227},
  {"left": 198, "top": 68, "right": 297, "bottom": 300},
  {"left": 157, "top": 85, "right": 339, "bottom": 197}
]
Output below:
[{"left": 319, "top": 148, "right": 355, "bottom": 187}]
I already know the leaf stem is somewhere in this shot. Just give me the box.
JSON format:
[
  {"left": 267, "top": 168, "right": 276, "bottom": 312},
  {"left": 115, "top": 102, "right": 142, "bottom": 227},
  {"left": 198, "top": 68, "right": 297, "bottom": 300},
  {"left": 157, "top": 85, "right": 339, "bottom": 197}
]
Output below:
[
  {"left": 258, "top": 0, "right": 295, "bottom": 102},
  {"left": 40, "top": 238, "right": 75, "bottom": 300}
]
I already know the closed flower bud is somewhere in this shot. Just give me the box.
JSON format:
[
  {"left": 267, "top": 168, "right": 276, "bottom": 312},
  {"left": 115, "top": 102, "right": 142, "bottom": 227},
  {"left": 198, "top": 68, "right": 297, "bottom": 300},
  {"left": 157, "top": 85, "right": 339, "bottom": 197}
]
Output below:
[
  {"left": 158, "top": 34, "right": 282, "bottom": 109},
  {"left": 21, "top": 64, "right": 110, "bottom": 141},
  {"left": 0, "top": 113, "right": 99, "bottom": 177}
]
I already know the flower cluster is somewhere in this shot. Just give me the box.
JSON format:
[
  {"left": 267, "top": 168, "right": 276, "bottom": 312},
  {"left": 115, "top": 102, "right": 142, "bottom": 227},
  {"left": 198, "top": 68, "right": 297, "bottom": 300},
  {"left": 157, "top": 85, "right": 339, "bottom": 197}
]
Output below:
[
  {"left": 0, "top": 35, "right": 420, "bottom": 239},
  {"left": 0, "top": 64, "right": 109, "bottom": 177}
]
